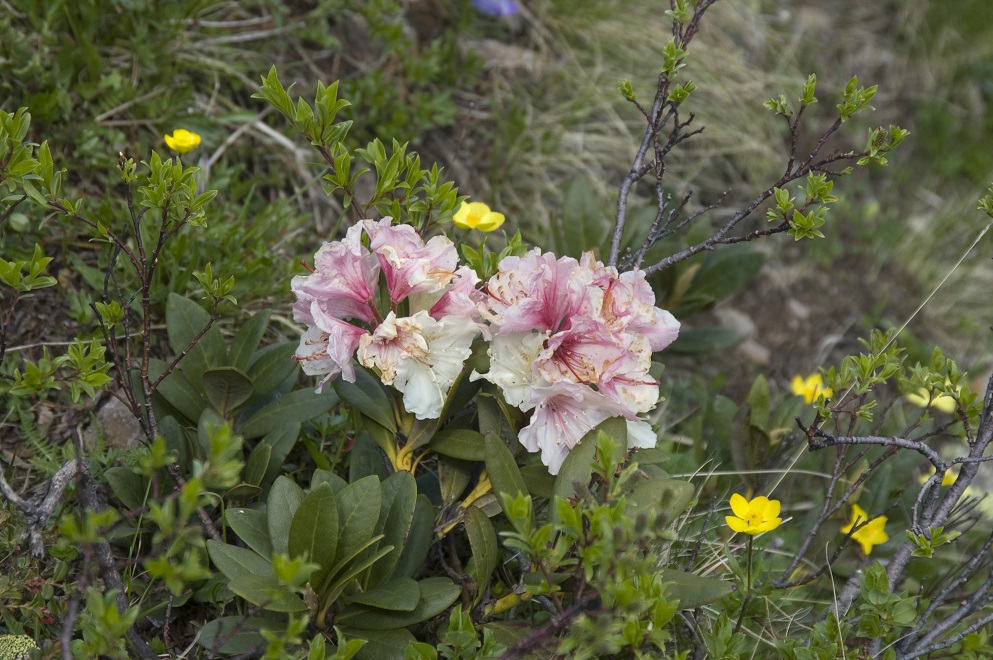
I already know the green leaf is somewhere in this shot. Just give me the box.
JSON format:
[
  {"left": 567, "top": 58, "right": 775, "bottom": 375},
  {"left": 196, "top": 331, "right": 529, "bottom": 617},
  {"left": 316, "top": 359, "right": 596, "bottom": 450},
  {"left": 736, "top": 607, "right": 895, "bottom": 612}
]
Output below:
[
  {"left": 207, "top": 540, "right": 275, "bottom": 581},
  {"left": 429, "top": 429, "right": 485, "bottom": 461},
  {"left": 229, "top": 573, "right": 308, "bottom": 612},
  {"left": 228, "top": 310, "right": 271, "bottom": 371},
  {"left": 333, "top": 365, "right": 397, "bottom": 433},
  {"left": 253, "top": 423, "right": 300, "bottom": 486},
  {"left": 267, "top": 476, "right": 305, "bottom": 556},
  {"left": 518, "top": 465, "right": 556, "bottom": 499},
  {"left": 245, "top": 342, "right": 299, "bottom": 399},
  {"left": 347, "top": 577, "right": 420, "bottom": 611},
  {"left": 685, "top": 247, "right": 765, "bottom": 305},
  {"left": 464, "top": 507, "right": 498, "bottom": 605},
  {"left": 746, "top": 374, "right": 771, "bottom": 430},
  {"left": 239, "top": 388, "right": 338, "bottom": 440},
  {"left": 165, "top": 293, "right": 224, "bottom": 384},
  {"left": 289, "top": 482, "right": 339, "bottom": 589},
  {"left": 198, "top": 616, "right": 268, "bottom": 655},
  {"left": 104, "top": 467, "right": 147, "bottom": 510},
  {"left": 667, "top": 326, "right": 744, "bottom": 356},
  {"left": 349, "top": 432, "right": 390, "bottom": 482},
  {"left": 244, "top": 437, "right": 271, "bottom": 487},
  {"left": 225, "top": 508, "right": 273, "bottom": 558},
  {"left": 664, "top": 569, "right": 732, "bottom": 609},
  {"left": 365, "top": 471, "right": 417, "bottom": 588},
  {"left": 552, "top": 418, "right": 627, "bottom": 519},
  {"left": 341, "top": 627, "right": 414, "bottom": 659},
  {"left": 391, "top": 495, "right": 433, "bottom": 580},
  {"left": 335, "top": 477, "right": 382, "bottom": 566},
  {"left": 627, "top": 477, "right": 695, "bottom": 524},
  {"left": 485, "top": 433, "right": 528, "bottom": 519},
  {"left": 150, "top": 358, "right": 208, "bottom": 425},
  {"left": 337, "top": 578, "right": 460, "bottom": 630},
  {"left": 202, "top": 367, "right": 255, "bottom": 415}
]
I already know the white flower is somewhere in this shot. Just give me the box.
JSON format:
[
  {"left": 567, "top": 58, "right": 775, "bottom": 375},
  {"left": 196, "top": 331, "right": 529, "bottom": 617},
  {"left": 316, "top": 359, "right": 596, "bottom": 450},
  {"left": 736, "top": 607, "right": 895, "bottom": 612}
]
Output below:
[
  {"left": 358, "top": 311, "right": 478, "bottom": 419},
  {"left": 471, "top": 331, "right": 547, "bottom": 411}
]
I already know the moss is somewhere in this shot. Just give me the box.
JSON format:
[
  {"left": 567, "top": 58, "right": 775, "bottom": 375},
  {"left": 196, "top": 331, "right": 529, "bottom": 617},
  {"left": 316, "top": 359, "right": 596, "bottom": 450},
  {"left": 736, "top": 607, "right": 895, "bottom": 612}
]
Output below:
[{"left": 0, "top": 635, "right": 37, "bottom": 660}]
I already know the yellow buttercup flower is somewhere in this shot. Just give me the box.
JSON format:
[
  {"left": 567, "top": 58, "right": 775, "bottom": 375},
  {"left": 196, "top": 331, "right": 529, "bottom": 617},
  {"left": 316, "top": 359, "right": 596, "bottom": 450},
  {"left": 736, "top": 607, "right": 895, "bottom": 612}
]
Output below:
[
  {"left": 453, "top": 201, "right": 505, "bottom": 232},
  {"left": 164, "top": 128, "right": 201, "bottom": 154},
  {"left": 791, "top": 373, "right": 832, "bottom": 404},
  {"left": 905, "top": 388, "right": 957, "bottom": 414},
  {"left": 726, "top": 493, "right": 782, "bottom": 535},
  {"left": 841, "top": 503, "right": 888, "bottom": 555},
  {"left": 919, "top": 467, "right": 957, "bottom": 487}
]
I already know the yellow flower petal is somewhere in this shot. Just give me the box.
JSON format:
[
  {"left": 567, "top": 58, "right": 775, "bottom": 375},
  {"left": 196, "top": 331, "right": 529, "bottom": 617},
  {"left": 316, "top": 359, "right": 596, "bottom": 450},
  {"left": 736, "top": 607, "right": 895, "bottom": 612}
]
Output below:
[
  {"left": 476, "top": 211, "right": 505, "bottom": 232},
  {"left": 452, "top": 201, "right": 505, "bottom": 232},
  {"left": 791, "top": 373, "right": 832, "bottom": 404},
  {"left": 729, "top": 493, "right": 750, "bottom": 519},
  {"left": 841, "top": 504, "right": 888, "bottom": 555},
  {"left": 725, "top": 516, "right": 751, "bottom": 534},
  {"left": 164, "top": 128, "right": 201, "bottom": 154}
]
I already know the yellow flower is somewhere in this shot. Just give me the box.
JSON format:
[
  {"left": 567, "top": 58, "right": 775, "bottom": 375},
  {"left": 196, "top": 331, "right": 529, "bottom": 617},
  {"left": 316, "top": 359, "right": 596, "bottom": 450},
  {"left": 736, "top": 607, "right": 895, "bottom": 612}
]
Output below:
[
  {"left": 791, "top": 373, "right": 832, "bottom": 404},
  {"left": 919, "top": 467, "right": 957, "bottom": 487},
  {"left": 905, "top": 388, "right": 957, "bottom": 414},
  {"left": 726, "top": 493, "right": 782, "bottom": 535},
  {"left": 453, "top": 201, "right": 505, "bottom": 232},
  {"left": 164, "top": 128, "right": 201, "bottom": 154},
  {"left": 841, "top": 504, "right": 888, "bottom": 555}
]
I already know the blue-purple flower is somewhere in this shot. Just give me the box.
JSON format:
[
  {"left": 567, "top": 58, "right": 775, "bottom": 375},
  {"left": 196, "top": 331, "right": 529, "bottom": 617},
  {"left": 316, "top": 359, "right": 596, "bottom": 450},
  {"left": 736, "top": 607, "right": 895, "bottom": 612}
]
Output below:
[{"left": 472, "top": 0, "right": 519, "bottom": 17}]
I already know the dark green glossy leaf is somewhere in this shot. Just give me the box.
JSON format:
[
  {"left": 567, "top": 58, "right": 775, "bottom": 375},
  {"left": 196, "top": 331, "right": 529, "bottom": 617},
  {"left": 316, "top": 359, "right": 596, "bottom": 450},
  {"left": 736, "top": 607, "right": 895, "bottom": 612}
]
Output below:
[
  {"left": 104, "top": 467, "right": 146, "bottom": 510},
  {"left": 245, "top": 342, "right": 298, "bottom": 399},
  {"left": 347, "top": 576, "right": 419, "bottom": 611},
  {"left": 225, "top": 507, "right": 272, "bottom": 558},
  {"left": 364, "top": 470, "right": 416, "bottom": 588},
  {"left": 350, "top": 431, "right": 389, "bottom": 481},
  {"left": 337, "top": 577, "right": 460, "bottom": 630},
  {"left": 336, "top": 476, "right": 382, "bottom": 565},
  {"left": 165, "top": 292, "right": 224, "bottom": 384},
  {"left": 207, "top": 540, "right": 274, "bottom": 581},
  {"left": 429, "top": 429, "right": 485, "bottom": 461},
  {"left": 390, "top": 495, "right": 433, "bottom": 580},
  {"left": 464, "top": 506, "right": 498, "bottom": 604},
  {"left": 229, "top": 573, "right": 308, "bottom": 612},
  {"left": 333, "top": 365, "right": 397, "bottom": 433},
  {"left": 289, "top": 482, "right": 339, "bottom": 589},
  {"left": 255, "top": 423, "right": 300, "bottom": 486},
  {"left": 667, "top": 326, "right": 743, "bottom": 356},
  {"left": 484, "top": 432, "right": 527, "bottom": 518},
  {"left": 267, "top": 476, "right": 305, "bottom": 555},
  {"left": 239, "top": 388, "right": 338, "bottom": 440},
  {"left": 150, "top": 358, "right": 208, "bottom": 425},
  {"left": 202, "top": 366, "right": 255, "bottom": 415},
  {"left": 228, "top": 310, "right": 271, "bottom": 371},
  {"left": 245, "top": 443, "right": 271, "bottom": 486},
  {"left": 197, "top": 616, "right": 267, "bottom": 655}
]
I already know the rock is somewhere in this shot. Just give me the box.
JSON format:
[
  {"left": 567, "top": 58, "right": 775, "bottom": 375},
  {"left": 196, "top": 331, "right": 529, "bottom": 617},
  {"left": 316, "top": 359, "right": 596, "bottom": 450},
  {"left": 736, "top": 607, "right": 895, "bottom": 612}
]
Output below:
[{"left": 84, "top": 397, "right": 144, "bottom": 449}]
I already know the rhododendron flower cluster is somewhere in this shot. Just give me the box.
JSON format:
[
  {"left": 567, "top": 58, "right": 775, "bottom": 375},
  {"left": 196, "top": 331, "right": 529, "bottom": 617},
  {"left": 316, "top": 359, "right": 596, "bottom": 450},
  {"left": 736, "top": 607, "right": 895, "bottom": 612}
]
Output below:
[
  {"left": 293, "top": 221, "right": 680, "bottom": 474},
  {"left": 471, "top": 249, "right": 679, "bottom": 473},
  {"left": 292, "top": 217, "right": 482, "bottom": 419}
]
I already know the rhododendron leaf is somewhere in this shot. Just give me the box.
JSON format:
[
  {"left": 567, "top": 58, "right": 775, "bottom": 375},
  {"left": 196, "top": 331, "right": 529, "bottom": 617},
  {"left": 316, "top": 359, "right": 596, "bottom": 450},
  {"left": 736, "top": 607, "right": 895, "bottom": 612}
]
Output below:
[
  {"left": 391, "top": 495, "right": 433, "bottom": 580},
  {"left": 225, "top": 482, "right": 263, "bottom": 500},
  {"left": 267, "top": 476, "right": 305, "bottom": 556},
  {"left": 244, "top": 442, "right": 271, "bottom": 486},
  {"left": 347, "top": 577, "right": 420, "bottom": 612},
  {"left": 349, "top": 431, "right": 390, "bottom": 481},
  {"left": 228, "top": 310, "right": 270, "bottom": 371},
  {"left": 336, "top": 577, "right": 460, "bottom": 630},
  {"left": 239, "top": 388, "right": 338, "bottom": 440},
  {"left": 202, "top": 366, "right": 254, "bottom": 415},
  {"left": 150, "top": 358, "right": 208, "bottom": 425},
  {"left": 335, "top": 476, "right": 382, "bottom": 566},
  {"left": 365, "top": 471, "right": 417, "bottom": 588},
  {"left": 225, "top": 507, "right": 272, "bottom": 558},
  {"left": 667, "top": 326, "right": 743, "bottom": 355},
  {"left": 244, "top": 342, "right": 298, "bottom": 399},
  {"left": 518, "top": 465, "right": 556, "bottom": 499},
  {"left": 207, "top": 540, "right": 275, "bottom": 582},
  {"left": 464, "top": 506, "right": 499, "bottom": 605},
  {"left": 229, "top": 574, "right": 308, "bottom": 612},
  {"left": 686, "top": 246, "right": 766, "bottom": 304},
  {"left": 288, "top": 483, "right": 339, "bottom": 590},
  {"left": 165, "top": 293, "right": 225, "bottom": 383},
  {"left": 311, "top": 469, "right": 347, "bottom": 494},
  {"left": 197, "top": 616, "right": 267, "bottom": 655},
  {"left": 629, "top": 478, "right": 694, "bottom": 525},
  {"left": 663, "top": 569, "right": 733, "bottom": 609},
  {"left": 430, "top": 429, "right": 486, "bottom": 461},
  {"left": 485, "top": 433, "right": 528, "bottom": 518},
  {"left": 253, "top": 424, "right": 300, "bottom": 487},
  {"left": 333, "top": 365, "right": 397, "bottom": 433},
  {"left": 438, "top": 456, "right": 473, "bottom": 505},
  {"left": 551, "top": 418, "right": 627, "bottom": 522}
]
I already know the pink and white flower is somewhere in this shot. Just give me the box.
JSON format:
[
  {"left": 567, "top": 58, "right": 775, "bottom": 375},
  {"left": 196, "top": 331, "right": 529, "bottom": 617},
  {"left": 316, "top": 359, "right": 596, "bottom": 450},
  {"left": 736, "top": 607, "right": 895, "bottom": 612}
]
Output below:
[{"left": 357, "top": 311, "right": 479, "bottom": 420}]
